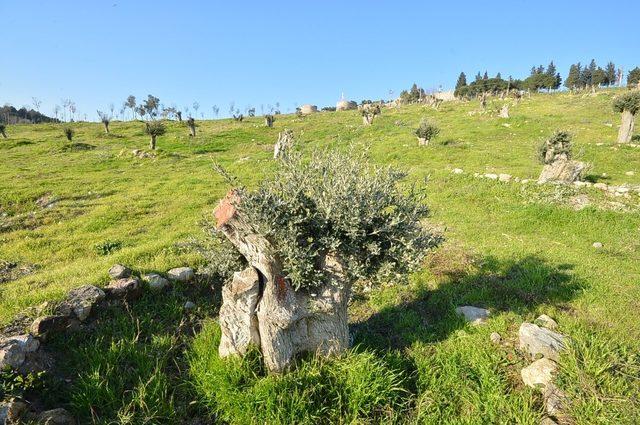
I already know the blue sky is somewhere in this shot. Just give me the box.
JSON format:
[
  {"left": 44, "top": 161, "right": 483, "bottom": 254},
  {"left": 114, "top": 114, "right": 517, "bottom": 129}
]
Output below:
[{"left": 1, "top": 0, "right": 639, "bottom": 120}]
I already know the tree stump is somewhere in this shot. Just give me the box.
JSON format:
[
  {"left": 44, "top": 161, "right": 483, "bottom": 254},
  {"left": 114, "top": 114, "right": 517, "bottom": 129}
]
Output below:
[
  {"left": 538, "top": 158, "right": 585, "bottom": 184},
  {"left": 273, "top": 129, "right": 294, "bottom": 160},
  {"left": 214, "top": 190, "right": 351, "bottom": 373},
  {"left": 618, "top": 110, "right": 635, "bottom": 144}
]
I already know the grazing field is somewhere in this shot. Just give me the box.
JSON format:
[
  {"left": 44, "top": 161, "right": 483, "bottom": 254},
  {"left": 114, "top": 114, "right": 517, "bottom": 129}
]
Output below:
[{"left": 1, "top": 90, "right": 640, "bottom": 423}]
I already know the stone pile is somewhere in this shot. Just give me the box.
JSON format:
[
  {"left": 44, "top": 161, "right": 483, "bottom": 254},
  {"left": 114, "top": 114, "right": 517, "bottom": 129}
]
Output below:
[{"left": 0, "top": 263, "right": 196, "bottom": 424}]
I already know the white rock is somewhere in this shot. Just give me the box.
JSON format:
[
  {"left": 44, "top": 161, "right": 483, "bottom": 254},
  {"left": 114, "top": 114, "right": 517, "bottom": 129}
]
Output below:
[
  {"left": 521, "top": 358, "right": 557, "bottom": 388},
  {"left": 594, "top": 183, "right": 608, "bottom": 190},
  {"left": 544, "top": 384, "right": 565, "bottom": 416},
  {"left": 519, "top": 323, "right": 566, "bottom": 360},
  {"left": 455, "top": 306, "right": 490, "bottom": 325},
  {"left": 499, "top": 173, "right": 512, "bottom": 182},
  {"left": 625, "top": 171, "right": 635, "bottom": 176},
  {"left": 490, "top": 332, "right": 502, "bottom": 344},
  {"left": 0, "top": 334, "right": 40, "bottom": 369},
  {"left": 167, "top": 267, "right": 194, "bottom": 282},
  {"left": 535, "top": 314, "right": 558, "bottom": 330},
  {"left": 593, "top": 242, "right": 603, "bottom": 249},
  {"left": 484, "top": 173, "right": 498, "bottom": 180},
  {"left": 452, "top": 168, "right": 464, "bottom": 174},
  {"left": 521, "top": 179, "right": 530, "bottom": 184},
  {"left": 108, "top": 264, "right": 132, "bottom": 279},
  {"left": 144, "top": 273, "right": 169, "bottom": 290}
]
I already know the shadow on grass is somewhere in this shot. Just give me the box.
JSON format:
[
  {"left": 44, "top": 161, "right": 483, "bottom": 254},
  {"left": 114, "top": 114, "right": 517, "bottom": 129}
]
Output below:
[
  {"left": 351, "top": 255, "right": 583, "bottom": 352},
  {"left": 61, "top": 142, "right": 96, "bottom": 151}
]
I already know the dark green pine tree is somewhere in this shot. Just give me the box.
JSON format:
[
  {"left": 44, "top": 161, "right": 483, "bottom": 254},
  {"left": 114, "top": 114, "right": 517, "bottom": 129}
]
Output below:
[
  {"left": 628, "top": 67, "right": 640, "bottom": 87},
  {"left": 483, "top": 71, "right": 489, "bottom": 80},
  {"left": 565, "top": 63, "right": 581, "bottom": 89},
  {"left": 475, "top": 72, "right": 482, "bottom": 82},
  {"left": 496, "top": 72, "right": 502, "bottom": 80},
  {"left": 530, "top": 66, "right": 537, "bottom": 76},
  {"left": 537, "top": 65, "right": 545, "bottom": 74},
  {"left": 455, "top": 72, "right": 467, "bottom": 90},
  {"left": 545, "top": 61, "right": 559, "bottom": 90},
  {"left": 605, "top": 62, "right": 617, "bottom": 86}
]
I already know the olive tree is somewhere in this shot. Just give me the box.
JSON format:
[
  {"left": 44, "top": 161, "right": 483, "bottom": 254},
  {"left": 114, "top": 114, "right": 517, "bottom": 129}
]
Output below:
[
  {"left": 211, "top": 149, "right": 441, "bottom": 373},
  {"left": 612, "top": 91, "right": 640, "bottom": 143},
  {"left": 145, "top": 121, "right": 166, "bottom": 150},
  {"left": 63, "top": 127, "right": 74, "bottom": 142},
  {"left": 187, "top": 117, "right": 197, "bottom": 137},
  {"left": 361, "top": 103, "right": 381, "bottom": 125},
  {"left": 537, "top": 131, "right": 585, "bottom": 184},
  {"left": 97, "top": 110, "right": 112, "bottom": 133},
  {"left": 0, "top": 124, "right": 7, "bottom": 139},
  {"left": 264, "top": 114, "right": 275, "bottom": 127},
  {"left": 415, "top": 118, "right": 440, "bottom": 146}
]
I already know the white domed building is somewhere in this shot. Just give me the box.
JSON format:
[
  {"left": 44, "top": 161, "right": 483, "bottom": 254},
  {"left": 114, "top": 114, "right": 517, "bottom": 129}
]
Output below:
[{"left": 336, "top": 99, "right": 357, "bottom": 111}]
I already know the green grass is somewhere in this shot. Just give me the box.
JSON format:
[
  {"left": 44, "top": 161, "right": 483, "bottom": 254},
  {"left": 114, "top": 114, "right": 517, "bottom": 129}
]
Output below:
[{"left": 1, "top": 89, "right": 639, "bottom": 423}]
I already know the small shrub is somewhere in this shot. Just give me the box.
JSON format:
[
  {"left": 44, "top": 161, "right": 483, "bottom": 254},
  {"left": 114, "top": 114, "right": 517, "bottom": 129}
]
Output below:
[
  {"left": 0, "top": 123, "right": 7, "bottom": 138},
  {"left": 538, "top": 131, "right": 572, "bottom": 164},
  {"left": 612, "top": 91, "right": 640, "bottom": 115},
  {"left": 415, "top": 118, "right": 440, "bottom": 141},
  {"left": 63, "top": 127, "right": 74, "bottom": 142},
  {"left": 94, "top": 240, "right": 122, "bottom": 255},
  {"left": 145, "top": 121, "right": 166, "bottom": 149}
]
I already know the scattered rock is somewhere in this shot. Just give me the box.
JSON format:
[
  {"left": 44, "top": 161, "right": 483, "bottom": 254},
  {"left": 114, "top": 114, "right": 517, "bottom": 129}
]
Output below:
[
  {"left": 521, "top": 357, "right": 557, "bottom": 388},
  {"left": 37, "top": 408, "right": 75, "bottom": 424},
  {"left": 592, "top": 242, "right": 603, "bottom": 249},
  {"left": 540, "top": 417, "right": 558, "bottom": 425},
  {"left": 484, "top": 173, "right": 498, "bottom": 180},
  {"left": 455, "top": 306, "right": 490, "bottom": 325},
  {"left": 569, "top": 194, "right": 590, "bottom": 210},
  {"left": 452, "top": 168, "right": 464, "bottom": 174},
  {"left": 0, "top": 400, "right": 27, "bottom": 423},
  {"left": 534, "top": 314, "right": 558, "bottom": 330},
  {"left": 626, "top": 171, "right": 635, "bottom": 176},
  {"left": 498, "top": 173, "right": 512, "bottom": 182},
  {"left": 0, "top": 334, "right": 40, "bottom": 369},
  {"left": 521, "top": 179, "right": 531, "bottom": 184},
  {"left": 143, "top": 273, "right": 169, "bottom": 291},
  {"left": 167, "top": 267, "right": 194, "bottom": 282},
  {"left": 105, "top": 277, "right": 142, "bottom": 300},
  {"left": 63, "top": 285, "right": 106, "bottom": 321},
  {"left": 543, "top": 384, "right": 566, "bottom": 417},
  {"left": 594, "top": 183, "right": 608, "bottom": 190},
  {"left": 538, "top": 159, "right": 586, "bottom": 184},
  {"left": 184, "top": 301, "right": 196, "bottom": 310},
  {"left": 31, "top": 315, "right": 69, "bottom": 336},
  {"left": 490, "top": 332, "right": 502, "bottom": 344},
  {"left": 108, "top": 264, "right": 132, "bottom": 279},
  {"left": 519, "top": 323, "right": 566, "bottom": 360}
]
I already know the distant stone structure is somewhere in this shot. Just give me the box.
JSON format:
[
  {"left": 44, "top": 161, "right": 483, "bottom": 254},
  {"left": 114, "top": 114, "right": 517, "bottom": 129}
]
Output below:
[
  {"left": 299, "top": 104, "right": 318, "bottom": 114},
  {"left": 336, "top": 99, "right": 357, "bottom": 111}
]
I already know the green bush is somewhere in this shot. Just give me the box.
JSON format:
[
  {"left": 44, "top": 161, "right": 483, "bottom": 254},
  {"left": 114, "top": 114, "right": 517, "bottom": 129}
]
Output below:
[
  {"left": 189, "top": 320, "right": 410, "bottom": 424},
  {"left": 63, "top": 127, "right": 74, "bottom": 142},
  {"left": 612, "top": 91, "right": 640, "bottom": 115},
  {"left": 145, "top": 121, "right": 166, "bottom": 137},
  {"left": 415, "top": 118, "right": 440, "bottom": 141}
]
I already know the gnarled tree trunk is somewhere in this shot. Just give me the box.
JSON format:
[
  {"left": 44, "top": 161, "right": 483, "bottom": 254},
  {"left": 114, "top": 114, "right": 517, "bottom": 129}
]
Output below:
[
  {"left": 214, "top": 190, "right": 351, "bottom": 373},
  {"left": 273, "top": 129, "right": 293, "bottom": 160},
  {"left": 149, "top": 135, "right": 156, "bottom": 150},
  {"left": 618, "top": 110, "right": 635, "bottom": 144}
]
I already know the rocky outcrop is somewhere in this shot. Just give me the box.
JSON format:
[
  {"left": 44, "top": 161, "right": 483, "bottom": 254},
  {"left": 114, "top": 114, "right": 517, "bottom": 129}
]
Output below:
[
  {"left": 519, "top": 322, "right": 566, "bottom": 361},
  {"left": 538, "top": 159, "right": 586, "bottom": 184},
  {"left": 167, "top": 267, "right": 194, "bottom": 282}
]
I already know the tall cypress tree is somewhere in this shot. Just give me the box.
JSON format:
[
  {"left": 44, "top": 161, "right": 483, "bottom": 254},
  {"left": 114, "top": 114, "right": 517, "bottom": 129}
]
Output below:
[
  {"left": 483, "top": 71, "right": 489, "bottom": 80},
  {"left": 605, "top": 62, "right": 617, "bottom": 86},
  {"left": 565, "top": 63, "right": 581, "bottom": 89},
  {"left": 455, "top": 72, "right": 467, "bottom": 90}
]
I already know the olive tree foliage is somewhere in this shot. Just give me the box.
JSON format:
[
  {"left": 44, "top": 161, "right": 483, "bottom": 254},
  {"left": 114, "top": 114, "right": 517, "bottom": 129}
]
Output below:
[
  {"left": 612, "top": 91, "right": 640, "bottom": 143},
  {"left": 212, "top": 148, "right": 441, "bottom": 291},
  {"left": 538, "top": 131, "right": 573, "bottom": 164}
]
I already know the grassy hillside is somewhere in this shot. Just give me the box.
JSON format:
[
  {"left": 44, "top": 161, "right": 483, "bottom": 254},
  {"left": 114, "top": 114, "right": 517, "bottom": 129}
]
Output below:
[{"left": 1, "top": 90, "right": 639, "bottom": 423}]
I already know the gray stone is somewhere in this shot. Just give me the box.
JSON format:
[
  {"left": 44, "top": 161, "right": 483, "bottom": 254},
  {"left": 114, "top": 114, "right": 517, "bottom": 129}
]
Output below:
[
  {"left": 167, "top": 267, "right": 194, "bottom": 282},
  {"left": 484, "top": 173, "right": 498, "bottom": 180},
  {"left": 594, "top": 183, "right": 608, "bottom": 190},
  {"left": 184, "top": 301, "right": 196, "bottom": 310},
  {"left": 498, "top": 173, "right": 512, "bottom": 182},
  {"left": 0, "top": 400, "right": 27, "bottom": 423},
  {"left": 108, "top": 264, "right": 132, "bottom": 279},
  {"left": 452, "top": 168, "right": 464, "bottom": 174},
  {"left": 535, "top": 314, "right": 558, "bottom": 331},
  {"left": 519, "top": 322, "right": 566, "bottom": 360},
  {"left": 144, "top": 273, "right": 169, "bottom": 291},
  {"left": 592, "top": 242, "right": 603, "bottom": 249},
  {"left": 455, "top": 306, "right": 490, "bottom": 325},
  {"left": 0, "top": 334, "right": 40, "bottom": 369},
  {"left": 106, "top": 277, "right": 142, "bottom": 299},
  {"left": 543, "top": 384, "right": 565, "bottom": 416},
  {"left": 538, "top": 159, "right": 586, "bottom": 184},
  {"left": 540, "top": 418, "right": 558, "bottom": 425},
  {"left": 521, "top": 358, "right": 557, "bottom": 388},
  {"left": 37, "top": 408, "right": 75, "bottom": 424},
  {"left": 64, "top": 285, "right": 106, "bottom": 321},
  {"left": 31, "top": 315, "right": 69, "bottom": 336},
  {"left": 490, "top": 332, "right": 502, "bottom": 344}
]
